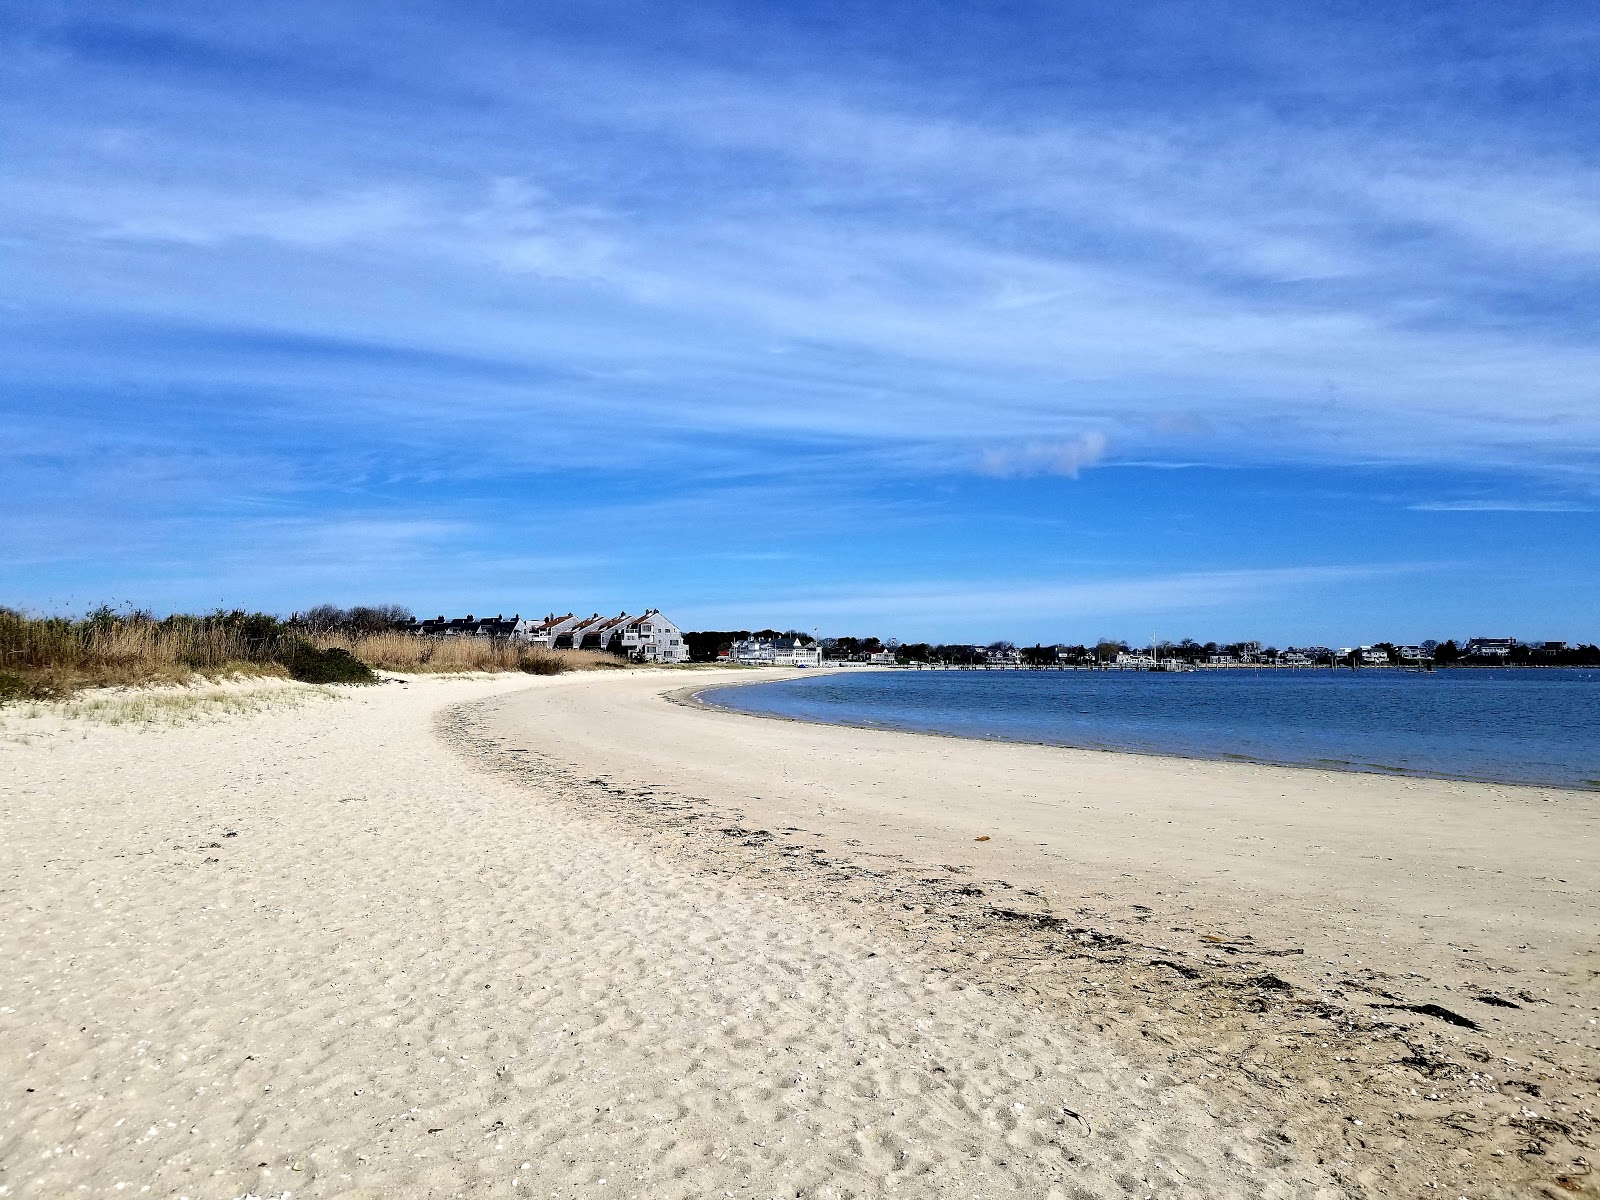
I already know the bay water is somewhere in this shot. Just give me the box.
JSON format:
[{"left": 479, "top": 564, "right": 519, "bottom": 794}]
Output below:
[{"left": 700, "top": 667, "right": 1600, "bottom": 790}]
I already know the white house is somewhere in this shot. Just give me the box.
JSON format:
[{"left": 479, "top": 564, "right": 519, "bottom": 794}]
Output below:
[
  {"left": 1278, "top": 651, "right": 1313, "bottom": 666},
  {"left": 1396, "top": 645, "right": 1431, "bottom": 662},
  {"left": 731, "top": 638, "right": 776, "bottom": 665},
  {"left": 614, "top": 610, "right": 689, "bottom": 662},
  {"left": 732, "top": 635, "right": 820, "bottom": 667},
  {"left": 777, "top": 637, "right": 823, "bottom": 667},
  {"left": 1115, "top": 651, "right": 1156, "bottom": 667},
  {"left": 1358, "top": 646, "right": 1390, "bottom": 666},
  {"left": 1465, "top": 637, "right": 1514, "bottom": 658}
]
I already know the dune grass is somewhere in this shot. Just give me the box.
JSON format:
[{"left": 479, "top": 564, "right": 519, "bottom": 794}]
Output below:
[
  {"left": 0, "top": 607, "right": 297, "bottom": 700},
  {"left": 311, "top": 630, "right": 623, "bottom": 675},
  {"left": 0, "top": 606, "right": 625, "bottom": 702}
]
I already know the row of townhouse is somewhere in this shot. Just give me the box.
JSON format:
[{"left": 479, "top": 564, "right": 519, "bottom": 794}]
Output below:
[
  {"left": 403, "top": 613, "right": 534, "bottom": 639},
  {"left": 525, "top": 610, "right": 688, "bottom": 662},
  {"left": 400, "top": 609, "right": 689, "bottom": 663}
]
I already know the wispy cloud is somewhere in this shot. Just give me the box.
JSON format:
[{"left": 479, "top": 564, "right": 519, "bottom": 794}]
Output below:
[
  {"left": 1409, "top": 500, "right": 1592, "bottom": 512},
  {"left": 4, "top": 6, "right": 1600, "bottom": 473},
  {"left": 3, "top": 3, "right": 1598, "bottom": 631}
]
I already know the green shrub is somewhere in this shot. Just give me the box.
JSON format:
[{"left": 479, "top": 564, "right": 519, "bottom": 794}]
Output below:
[
  {"left": 0, "top": 670, "right": 49, "bottom": 704},
  {"left": 518, "top": 651, "right": 568, "bottom": 676},
  {"left": 276, "top": 641, "right": 376, "bottom": 684}
]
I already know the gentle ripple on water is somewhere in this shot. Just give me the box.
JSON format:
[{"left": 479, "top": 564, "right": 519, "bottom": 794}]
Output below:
[{"left": 701, "top": 668, "right": 1600, "bottom": 790}]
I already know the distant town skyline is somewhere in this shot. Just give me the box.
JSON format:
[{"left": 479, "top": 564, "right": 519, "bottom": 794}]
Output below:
[{"left": 4, "top": 2, "right": 1597, "bottom": 640}]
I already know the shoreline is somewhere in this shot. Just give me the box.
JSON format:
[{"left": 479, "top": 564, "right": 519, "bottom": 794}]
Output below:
[{"left": 679, "top": 670, "right": 1600, "bottom": 794}]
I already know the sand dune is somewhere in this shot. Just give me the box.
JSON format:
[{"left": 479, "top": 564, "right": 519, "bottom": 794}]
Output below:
[{"left": 1, "top": 672, "right": 1351, "bottom": 1199}]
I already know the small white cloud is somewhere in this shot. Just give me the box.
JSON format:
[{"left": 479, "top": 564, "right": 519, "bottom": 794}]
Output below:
[{"left": 978, "top": 432, "right": 1108, "bottom": 478}]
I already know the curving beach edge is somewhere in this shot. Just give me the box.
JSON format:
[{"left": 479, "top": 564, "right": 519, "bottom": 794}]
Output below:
[{"left": 3, "top": 668, "right": 1595, "bottom": 1198}]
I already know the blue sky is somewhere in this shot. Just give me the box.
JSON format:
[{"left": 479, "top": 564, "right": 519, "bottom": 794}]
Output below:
[{"left": 3, "top": 0, "right": 1597, "bottom": 643}]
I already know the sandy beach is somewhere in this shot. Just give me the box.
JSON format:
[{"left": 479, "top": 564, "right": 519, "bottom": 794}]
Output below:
[{"left": 3, "top": 669, "right": 1595, "bottom": 1199}]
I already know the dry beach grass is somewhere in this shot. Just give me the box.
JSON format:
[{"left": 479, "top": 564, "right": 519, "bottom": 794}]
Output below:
[
  {"left": 0, "top": 608, "right": 621, "bottom": 701},
  {"left": 0, "top": 608, "right": 287, "bottom": 698},
  {"left": 308, "top": 630, "right": 621, "bottom": 676}
]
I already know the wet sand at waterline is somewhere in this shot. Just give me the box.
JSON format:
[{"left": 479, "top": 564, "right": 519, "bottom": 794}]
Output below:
[{"left": 2, "top": 671, "right": 1594, "bottom": 1198}]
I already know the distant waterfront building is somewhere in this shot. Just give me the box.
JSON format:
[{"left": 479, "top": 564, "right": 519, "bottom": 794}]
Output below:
[
  {"left": 1358, "top": 646, "right": 1390, "bottom": 666},
  {"left": 731, "top": 635, "right": 820, "bottom": 667},
  {"left": 1115, "top": 651, "right": 1156, "bottom": 667},
  {"left": 729, "top": 637, "right": 771, "bottom": 664},
  {"left": 1464, "top": 637, "right": 1515, "bottom": 658},
  {"left": 1396, "top": 645, "right": 1431, "bottom": 662},
  {"left": 1207, "top": 653, "right": 1237, "bottom": 665},
  {"left": 1278, "top": 651, "right": 1313, "bottom": 666}
]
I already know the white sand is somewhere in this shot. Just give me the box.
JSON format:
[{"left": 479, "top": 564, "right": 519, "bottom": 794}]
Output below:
[
  {"left": 2, "top": 669, "right": 1594, "bottom": 1199},
  {"left": 476, "top": 669, "right": 1599, "bottom": 1197}
]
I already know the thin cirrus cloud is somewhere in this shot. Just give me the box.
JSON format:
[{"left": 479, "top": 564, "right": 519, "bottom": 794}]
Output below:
[
  {"left": 1409, "top": 500, "right": 1593, "bottom": 513},
  {"left": 4, "top": 6, "right": 1599, "bottom": 472}
]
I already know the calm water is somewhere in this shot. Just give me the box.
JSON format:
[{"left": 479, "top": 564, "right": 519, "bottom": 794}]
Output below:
[{"left": 701, "top": 668, "right": 1600, "bottom": 790}]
